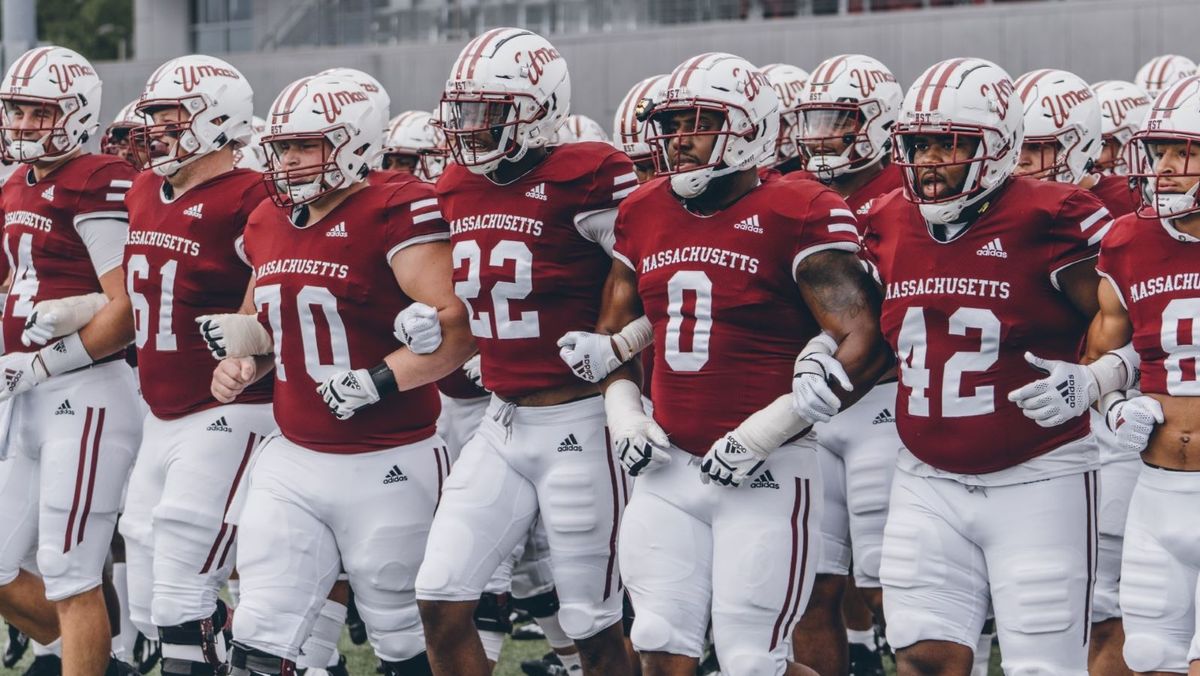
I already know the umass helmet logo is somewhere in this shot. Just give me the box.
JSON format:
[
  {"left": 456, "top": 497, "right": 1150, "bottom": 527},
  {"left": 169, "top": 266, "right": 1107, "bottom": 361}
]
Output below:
[
  {"left": 979, "top": 78, "right": 1016, "bottom": 119},
  {"left": 172, "top": 64, "right": 242, "bottom": 93},
  {"left": 47, "top": 62, "right": 94, "bottom": 94},
  {"left": 514, "top": 46, "right": 561, "bottom": 86},
  {"left": 772, "top": 78, "right": 805, "bottom": 110},
  {"left": 1041, "top": 87, "right": 1094, "bottom": 129},
  {"left": 734, "top": 67, "right": 772, "bottom": 102},
  {"left": 851, "top": 69, "right": 898, "bottom": 99},
  {"left": 1102, "top": 93, "right": 1151, "bottom": 127},
  {"left": 312, "top": 90, "right": 369, "bottom": 124}
]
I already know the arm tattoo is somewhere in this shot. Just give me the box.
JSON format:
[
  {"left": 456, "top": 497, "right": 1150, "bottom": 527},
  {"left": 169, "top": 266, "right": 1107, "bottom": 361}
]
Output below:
[{"left": 796, "top": 251, "right": 874, "bottom": 319}]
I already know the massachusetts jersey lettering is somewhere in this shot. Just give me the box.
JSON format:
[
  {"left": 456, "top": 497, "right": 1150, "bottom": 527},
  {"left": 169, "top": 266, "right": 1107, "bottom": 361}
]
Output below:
[
  {"left": 438, "top": 141, "right": 637, "bottom": 398},
  {"left": 124, "top": 168, "right": 273, "bottom": 419},
  {"left": 614, "top": 177, "right": 860, "bottom": 455},
  {"left": 2, "top": 154, "right": 135, "bottom": 355},
  {"left": 242, "top": 179, "right": 448, "bottom": 453},
  {"left": 861, "top": 178, "right": 1110, "bottom": 473},
  {"left": 1097, "top": 214, "right": 1200, "bottom": 397}
]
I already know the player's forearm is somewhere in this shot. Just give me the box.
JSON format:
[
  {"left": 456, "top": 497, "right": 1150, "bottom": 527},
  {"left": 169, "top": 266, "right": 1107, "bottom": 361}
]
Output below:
[
  {"left": 595, "top": 260, "right": 643, "bottom": 335},
  {"left": 832, "top": 323, "right": 894, "bottom": 408},
  {"left": 77, "top": 295, "right": 134, "bottom": 360},
  {"left": 384, "top": 305, "right": 476, "bottom": 391}
]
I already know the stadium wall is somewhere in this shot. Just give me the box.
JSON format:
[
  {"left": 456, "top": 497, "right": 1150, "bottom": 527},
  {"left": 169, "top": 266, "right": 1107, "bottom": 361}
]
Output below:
[{"left": 97, "top": 0, "right": 1199, "bottom": 134}]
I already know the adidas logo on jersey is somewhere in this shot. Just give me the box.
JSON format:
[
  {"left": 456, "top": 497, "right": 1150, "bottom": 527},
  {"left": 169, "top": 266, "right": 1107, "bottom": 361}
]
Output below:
[
  {"left": 976, "top": 237, "right": 1007, "bottom": 258},
  {"left": 206, "top": 416, "right": 232, "bottom": 433},
  {"left": 55, "top": 400, "right": 74, "bottom": 416},
  {"left": 733, "top": 214, "right": 763, "bottom": 234},
  {"left": 383, "top": 465, "right": 408, "bottom": 484},
  {"left": 525, "top": 183, "right": 547, "bottom": 201},
  {"left": 872, "top": 408, "right": 895, "bottom": 425},
  {"left": 183, "top": 203, "right": 204, "bottom": 219},
  {"left": 750, "top": 470, "right": 780, "bottom": 490},
  {"left": 557, "top": 434, "right": 583, "bottom": 453},
  {"left": 3, "top": 368, "right": 22, "bottom": 392},
  {"left": 326, "top": 222, "right": 348, "bottom": 238},
  {"left": 41, "top": 185, "right": 54, "bottom": 202}
]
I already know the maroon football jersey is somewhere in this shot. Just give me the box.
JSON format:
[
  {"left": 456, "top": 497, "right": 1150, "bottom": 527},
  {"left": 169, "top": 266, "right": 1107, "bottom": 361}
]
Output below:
[
  {"left": 1089, "top": 173, "right": 1138, "bottom": 219},
  {"left": 436, "top": 368, "right": 487, "bottom": 400},
  {"left": 1097, "top": 214, "right": 1200, "bottom": 397},
  {"left": 614, "top": 177, "right": 861, "bottom": 455},
  {"left": 861, "top": 178, "right": 1112, "bottom": 473},
  {"left": 242, "top": 180, "right": 447, "bottom": 453},
  {"left": 438, "top": 141, "right": 637, "bottom": 399},
  {"left": 368, "top": 169, "right": 411, "bottom": 186},
  {"left": 124, "top": 169, "right": 273, "bottom": 419},
  {"left": 2, "top": 154, "right": 136, "bottom": 356}
]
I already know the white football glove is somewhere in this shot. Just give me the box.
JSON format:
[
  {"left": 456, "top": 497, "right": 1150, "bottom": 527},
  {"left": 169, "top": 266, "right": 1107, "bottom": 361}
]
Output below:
[
  {"left": 317, "top": 369, "right": 382, "bottom": 421},
  {"left": 1106, "top": 394, "right": 1163, "bottom": 455},
  {"left": 196, "top": 314, "right": 273, "bottom": 360},
  {"left": 394, "top": 303, "right": 442, "bottom": 355},
  {"left": 792, "top": 344, "right": 852, "bottom": 424},
  {"left": 463, "top": 354, "right": 484, "bottom": 389},
  {"left": 0, "top": 351, "right": 49, "bottom": 402},
  {"left": 21, "top": 293, "right": 108, "bottom": 346},
  {"left": 701, "top": 395, "right": 808, "bottom": 487},
  {"left": 1008, "top": 352, "right": 1100, "bottom": 427},
  {"left": 604, "top": 379, "right": 670, "bottom": 476},
  {"left": 557, "top": 331, "right": 620, "bottom": 383}
]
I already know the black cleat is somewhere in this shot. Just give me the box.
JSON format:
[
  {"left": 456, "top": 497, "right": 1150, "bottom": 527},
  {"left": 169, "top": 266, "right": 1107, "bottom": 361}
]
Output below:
[
  {"left": 20, "top": 654, "right": 61, "bottom": 676},
  {"left": 346, "top": 595, "right": 367, "bottom": 646},
  {"left": 511, "top": 620, "right": 546, "bottom": 641},
  {"left": 133, "top": 632, "right": 161, "bottom": 674},
  {"left": 3, "top": 623, "right": 29, "bottom": 668},
  {"left": 849, "top": 641, "right": 886, "bottom": 676},
  {"left": 520, "top": 650, "right": 577, "bottom": 676},
  {"left": 697, "top": 645, "right": 721, "bottom": 676},
  {"left": 105, "top": 658, "right": 141, "bottom": 676}
]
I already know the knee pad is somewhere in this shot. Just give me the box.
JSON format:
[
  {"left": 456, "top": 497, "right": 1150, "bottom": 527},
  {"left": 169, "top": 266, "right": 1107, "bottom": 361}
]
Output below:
[
  {"left": 512, "top": 588, "right": 559, "bottom": 619},
  {"left": 1123, "top": 632, "right": 1180, "bottom": 673},
  {"left": 229, "top": 644, "right": 295, "bottom": 676},
  {"left": 159, "top": 600, "right": 229, "bottom": 673},
  {"left": 472, "top": 592, "right": 513, "bottom": 634},
  {"left": 37, "top": 542, "right": 104, "bottom": 601},
  {"left": 720, "top": 653, "right": 784, "bottom": 676},
  {"left": 557, "top": 599, "right": 620, "bottom": 641},
  {"left": 629, "top": 607, "right": 674, "bottom": 653},
  {"left": 380, "top": 652, "right": 433, "bottom": 676}
]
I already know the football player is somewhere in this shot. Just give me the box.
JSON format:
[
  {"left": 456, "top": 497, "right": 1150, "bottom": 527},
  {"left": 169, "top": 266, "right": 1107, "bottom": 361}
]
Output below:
[
  {"left": 788, "top": 52, "right": 904, "bottom": 676},
  {"left": 551, "top": 114, "right": 609, "bottom": 145},
  {"left": 99, "top": 102, "right": 144, "bottom": 169},
  {"left": 599, "top": 52, "right": 890, "bottom": 676},
  {"left": 199, "top": 72, "right": 473, "bottom": 676},
  {"left": 381, "top": 111, "right": 448, "bottom": 184},
  {"left": 1134, "top": 55, "right": 1197, "bottom": 101},
  {"left": 614, "top": 74, "right": 669, "bottom": 184},
  {"left": 413, "top": 27, "right": 638, "bottom": 676},
  {"left": 318, "top": 67, "right": 404, "bottom": 187},
  {"left": 1092, "top": 80, "right": 1152, "bottom": 176},
  {"left": 0, "top": 45, "right": 142, "bottom": 676},
  {"left": 1012, "top": 67, "right": 1140, "bottom": 676},
  {"left": 760, "top": 62, "right": 810, "bottom": 175},
  {"left": 862, "top": 57, "right": 1125, "bottom": 676},
  {"left": 1019, "top": 73, "right": 1200, "bottom": 675},
  {"left": 114, "top": 54, "right": 275, "bottom": 676}
]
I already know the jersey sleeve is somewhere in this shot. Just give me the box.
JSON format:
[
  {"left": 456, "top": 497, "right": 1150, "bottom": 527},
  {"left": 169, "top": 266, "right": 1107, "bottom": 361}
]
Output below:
[
  {"left": 73, "top": 160, "right": 136, "bottom": 225},
  {"left": 611, "top": 198, "right": 639, "bottom": 273},
  {"left": 790, "top": 186, "right": 862, "bottom": 282},
  {"left": 1095, "top": 215, "right": 1134, "bottom": 309},
  {"left": 383, "top": 183, "right": 450, "bottom": 265},
  {"left": 1048, "top": 188, "right": 1112, "bottom": 290},
  {"left": 581, "top": 148, "right": 639, "bottom": 213}
]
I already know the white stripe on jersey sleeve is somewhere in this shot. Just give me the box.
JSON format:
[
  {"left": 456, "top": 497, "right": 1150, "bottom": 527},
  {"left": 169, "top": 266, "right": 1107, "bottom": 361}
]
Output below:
[
  {"left": 791, "top": 241, "right": 860, "bottom": 283},
  {"left": 410, "top": 198, "right": 439, "bottom": 211},
  {"left": 829, "top": 208, "right": 855, "bottom": 219},
  {"left": 109, "top": 179, "right": 133, "bottom": 189},
  {"left": 613, "top": 171, "right": 638, "bottom": 186},
  {"left": 1078, "top": 207, "right": 1111, "bottom": 231},
  {"left": 386, "top": 232, "right": 452, "bottom": 264},
  {"left": 412, "top": 211, "right": 444, "bottom": 224},
  {"left": 1087, "top": 221, "right": 1114, "bottom": 246},
  {"left": 826, "top": 223, "right": 859, "bottom": 234},
  {"left": 105, "top": 193, "right": 126, "bottom": 201},
  {"left": 612, "top": 185, "right": 637, "bottom": 200}
]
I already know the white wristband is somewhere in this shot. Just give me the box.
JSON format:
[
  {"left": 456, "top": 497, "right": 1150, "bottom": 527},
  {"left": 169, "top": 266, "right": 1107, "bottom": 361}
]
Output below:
[
  {"left": 604, "top": 378, "right": 645, "bottom": 418},
  {"left": 37, "top": 332, "right": 94, "bottom": 377},
  {"left": 737, "top": 395, "right": 812, "bottom": 459},
  {"left": 1086, "top": 351, "right": 1131, "bottom": 400},
  {"left": 612, "top": 315, "right": 653, "bottom": 363},
  {"left": 1109, "top": 343, "right": 1140, "bottom": 390}
]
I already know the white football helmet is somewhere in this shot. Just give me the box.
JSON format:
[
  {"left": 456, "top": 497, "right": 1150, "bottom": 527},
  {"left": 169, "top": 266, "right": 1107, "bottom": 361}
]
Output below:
[
  {"left": 1013, "top": 68, "right": 1101, "bottom": 184},
  {"left": 100, "top": 99, "right": 145, "bottom": 162},
  {"left": 1092, "top": 80, "right": 1152, "bottom": 175},
  {"left": 646, "top": 52, "right": 779, "bottom": 198},
  {"left": 1135, "top": 55, "right": 1198, "bottom": 100},
  {"left": 613, "top": 74, "right": 668, "bottom": 167},
  {"left": 383, "top": 110, "right": 447, "bottom": 182},
  {"left": 893, "top": 58, "right": 1023, "bottom": 225},
  {"left": 319, "top": 67, "right": 390, "bottom": 134},
  {"left": 440, "top": 27, "right": 571, "bottom": 174},
  {"left": 552, "top": 114, "right": 609, "bottom": 145},
  {"left": 759, "top": 63, "right": 809, "bottom": 167},
  {"left": 1130, "top": 75, "right": 1200, "bottom": 219},
  {"left": 131, "top": 54, "right": 253, "bottom": 176},
  {"left": 796, "top": 54, "right": 901, "bottom": 179},
  {"left": 0, "top": 46, "right": 102, "bottom": 162},
  {"left": 262, "top": 74, "right": 383, "bottom": 210}
]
